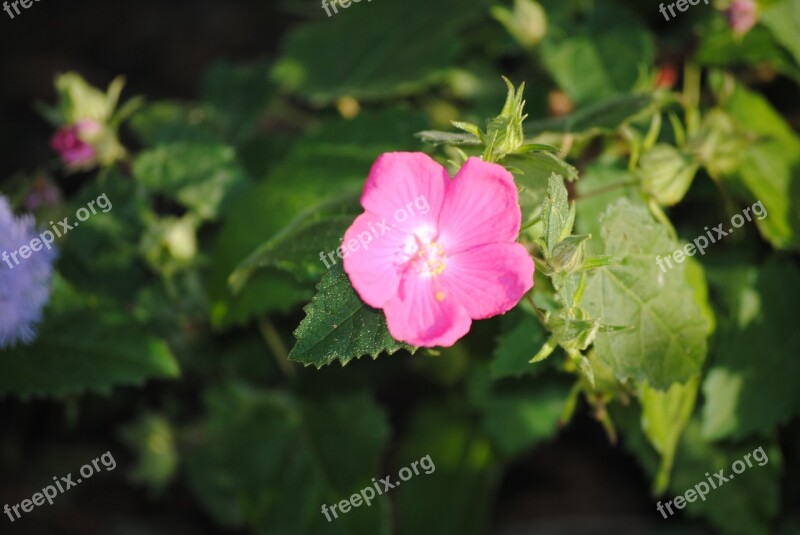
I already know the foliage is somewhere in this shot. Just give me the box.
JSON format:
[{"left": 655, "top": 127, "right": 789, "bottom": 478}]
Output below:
[{"left": 3, "top": 0, "right": 800, "bottom": 533}]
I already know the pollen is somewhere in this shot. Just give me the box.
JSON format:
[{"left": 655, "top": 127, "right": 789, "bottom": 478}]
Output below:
[
  {"left": 412, "top": 240, "right": 447, "bottom": 277},
  {"left": 435, "top": 291, "right": 446, "bottom": 302}
]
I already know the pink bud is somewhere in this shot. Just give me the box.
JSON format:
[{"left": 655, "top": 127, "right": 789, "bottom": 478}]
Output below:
[
  {"left": 50, "top": 121, "right": 100, "bottom": 168},
  {"left": 726, "top": 0, "right": 758, "bottom": 36}
]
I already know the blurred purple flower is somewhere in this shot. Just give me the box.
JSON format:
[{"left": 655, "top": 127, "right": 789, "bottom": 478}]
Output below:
[
  {"left": 726, "top": 0, "right": 758, "bottom": 36},
  {"left": 50, "top": 120, "right": 100, "bottom": 168},
  {"left": 0, "top": 196, "right": 56, "bottom": 349}
]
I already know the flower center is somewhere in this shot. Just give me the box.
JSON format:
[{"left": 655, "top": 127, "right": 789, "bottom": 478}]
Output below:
[{"left": 412, "top": 238, "right": 447, "bottom": 278}]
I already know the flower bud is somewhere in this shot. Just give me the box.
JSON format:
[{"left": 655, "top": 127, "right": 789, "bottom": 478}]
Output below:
[{"left": 726, "top": 0, "right": 758, "bottom": 36}]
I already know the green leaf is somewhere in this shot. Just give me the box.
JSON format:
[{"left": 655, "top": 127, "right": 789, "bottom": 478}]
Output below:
[
  {"left": 289, "top": 263, "right": 414, "bottom": 367},
  {"left": 186, "top": 385, "right": 391, "bottom": 534},
  {"left": 575, "top": 161, "right": 639, "bottom": 254},
  {"left": 526, "top": 94, "right": 656, "bottom": 136},
  {"left": 59, "top": 175, "right": 151, "bottom": 303},
  {"left": 539, "top": 173, "right": 574, "bottom": 258},
  {"left": 450, "top": 120, "right": 483, "bottom": 139},
  {"left": 208, "top": 144, "right": 376, "bottom": 328},
  {"left": 272, "top": 0, "right": 485, "bottom": 104},
  {"left": 129, "top": 101, "right": 224, "bottom": 145},
  {"left": 639, "top": 143, "right": 700, "bottom": 206},
  {"left": 540, "top": 5, "right": 654, "bottom": 104},
  {"left": 416, "top": 130, "right": 482, "bottom": 146},
  {"left": 0, "top": 281, "right": 179, "bottom": 399},
  {"left": 701, "top": 258, "right": 800, "bottom": 440},
  {"left": 507, "top": 153, "right": 577, "bottom": 228},
  {"left": 696, "top": 17, "right": 800, "bottom": 82},
  {"left": 720, "top": 81, "right": 800, "bottom": 250},
  {"left": 201, "top": 60, "right": 275, "bottom": 143},
  {"left": 133, "top": 142, "right": 250, "bottom": 221},
  {"left": 509, "top": 151, "right": 579, "bottom": 183},
  {"left": 582, "top": 199, "right": 711, "bottom": 389},
  {"left": 491, "top": 312, "right": 550, "bottom": 379},
  {"left": 550, "top": 234, "right": 590, "bottom": 273},
  {"left": 761, "top": 0, "right": 800, "bottom": 67},
  {"left": 230, "top": 191, "right": 362, "bottom": 290},
  {"left": 209, "top": 111, "right": 427, "bottom": 328},
  {"left": 640, "top": 376, "right": 700, "bottom": 494}
]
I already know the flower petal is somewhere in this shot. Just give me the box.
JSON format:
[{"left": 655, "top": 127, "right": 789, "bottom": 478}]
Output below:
[
  {"left": 438, "top": 157, "right": 522, "bottom": 253},
  {"left": 383, "top": 272, "right": 472, "bottom": 347},
  {"left": 343, "top": 211, "right": 417, "bottom": 308},
  {"left": 442, "top": 242, "right": 534, "bottom": 320},
  {"left": 361, "top": 152, "right": 448, "bottom": 235}
]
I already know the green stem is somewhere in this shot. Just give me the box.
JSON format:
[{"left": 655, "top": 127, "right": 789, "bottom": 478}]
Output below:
[
  {"left": 576, "top": 179, "right": 639, "bottom": 200},
  {"left": 259, "top": 317, "right": 294, "bottom": 377}
]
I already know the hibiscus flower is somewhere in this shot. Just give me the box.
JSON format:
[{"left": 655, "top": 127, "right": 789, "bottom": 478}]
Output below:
[{"left": 343, "top": 152, "right": 534, "bottom": 347}]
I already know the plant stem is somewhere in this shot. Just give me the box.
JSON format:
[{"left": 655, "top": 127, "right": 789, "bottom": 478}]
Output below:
[
  {"left": 575, "top": 179, "right": 639, "bottom": 200},
  {"left": 259, "top": 317, "right": 294, "bottom": 377}
]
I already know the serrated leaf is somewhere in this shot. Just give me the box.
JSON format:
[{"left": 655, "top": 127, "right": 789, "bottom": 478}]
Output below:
[
  {"left": 289, "top": 263, "right": 414, "bottom": 367},
  {"left": 582, "top": 199, "right": 710, "bottom": 389}
]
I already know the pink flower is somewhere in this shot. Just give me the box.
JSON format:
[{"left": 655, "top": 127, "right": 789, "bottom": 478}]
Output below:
[
  {"left": 726, "top": 0, "right": 758, "bottom": 36},
  {"left": 50, "top": 120, "right": 100, "bottom": 168},
  {"left": 343, "top": 153, "right": 534, "bottom": 347}
]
